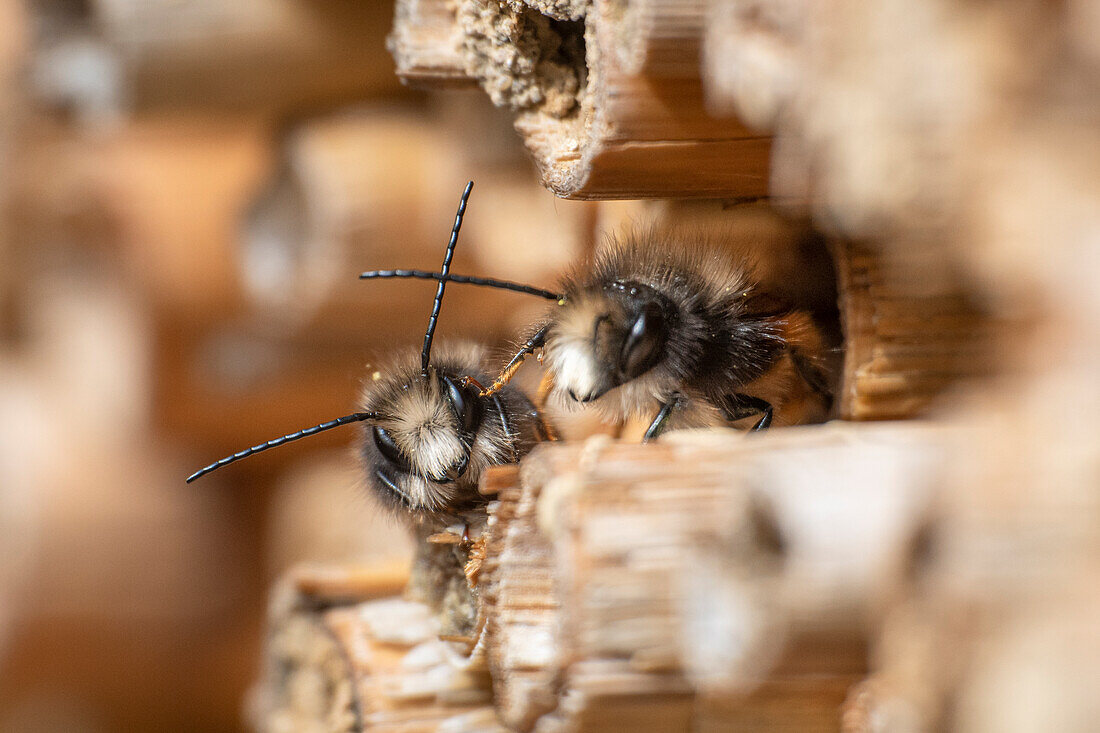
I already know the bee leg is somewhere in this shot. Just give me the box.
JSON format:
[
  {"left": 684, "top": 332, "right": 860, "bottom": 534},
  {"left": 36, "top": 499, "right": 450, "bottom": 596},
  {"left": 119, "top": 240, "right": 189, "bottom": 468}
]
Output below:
[
  {"left": 643, "top": 395, "right": 681, "bottom": 442},
  {"left": 536, "top": 371, "right": 556, "bottom": 410},
  {"left": 491, "top": 394, "right": 521, "bottom": 461},
  {"left": 480, "top": 323, "right": 551, "bottom": 397},
  {"left": 722, "top": 393, "right": 774, "bottom": 431}
]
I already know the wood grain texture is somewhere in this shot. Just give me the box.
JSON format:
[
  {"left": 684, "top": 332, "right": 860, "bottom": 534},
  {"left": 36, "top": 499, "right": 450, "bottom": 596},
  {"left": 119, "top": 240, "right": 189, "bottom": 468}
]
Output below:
[
  {"left": 833, "top": 240, "right": 997, "bottom": 421},
  {"left": 477, "top": 423, "right": 940, "bottom": 730},
  {"left": 481, "top": 464, "right": 563, "bottom": 731}
]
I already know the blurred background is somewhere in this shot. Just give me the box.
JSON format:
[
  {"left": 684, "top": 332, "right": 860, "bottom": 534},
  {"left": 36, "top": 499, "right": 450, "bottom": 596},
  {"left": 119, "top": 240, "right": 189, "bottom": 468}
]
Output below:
[{"left": 0, "top": 2, "right": 604, "bottom": 730}]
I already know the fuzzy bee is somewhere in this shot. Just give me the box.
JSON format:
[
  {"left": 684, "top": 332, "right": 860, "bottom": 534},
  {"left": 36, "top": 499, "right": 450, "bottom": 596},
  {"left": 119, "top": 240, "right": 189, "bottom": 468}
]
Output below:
[
  {"left": 187, "top": 183, "right": 550, "bottom": 521},
  {"left": 360, "top": 225, "right": 834, "bottom": 439}
]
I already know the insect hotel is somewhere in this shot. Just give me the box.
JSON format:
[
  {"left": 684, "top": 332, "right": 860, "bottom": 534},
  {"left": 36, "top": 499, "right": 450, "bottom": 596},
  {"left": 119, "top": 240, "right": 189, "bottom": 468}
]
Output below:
[
  {"left": 4, "top": 0, "right": 1097, "bottom": 731},
  {"left": 243, "top": 1, "right": 1099, "bottom": 730}
]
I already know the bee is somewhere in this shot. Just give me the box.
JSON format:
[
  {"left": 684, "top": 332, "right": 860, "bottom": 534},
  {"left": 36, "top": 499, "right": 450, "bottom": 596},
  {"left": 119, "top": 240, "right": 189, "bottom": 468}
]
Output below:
[
  {"left": 187, "top": 182, "right": 551, "bottom": 522},
  {"left": 359, "top": 225, "right": 835, "bottom": 439}
]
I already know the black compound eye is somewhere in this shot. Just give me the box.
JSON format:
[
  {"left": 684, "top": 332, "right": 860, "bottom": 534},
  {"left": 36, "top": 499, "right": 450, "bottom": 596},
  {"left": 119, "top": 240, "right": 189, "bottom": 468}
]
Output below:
[
  {"left": 442, "top": 375, "right": 483, "bottom": 437},
  {"left": 619, "top": 301, "right": 667, "bottom": 380},
  {"left": 372, "top": 426, "right": 412, "bottom": 473}
]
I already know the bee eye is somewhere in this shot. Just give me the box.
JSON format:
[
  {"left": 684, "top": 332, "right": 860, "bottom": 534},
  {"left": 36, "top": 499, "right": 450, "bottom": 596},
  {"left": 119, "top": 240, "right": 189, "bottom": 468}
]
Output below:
[
  {"left": 619, "top": 301, "right": 667, "bottom": 380},
  {"left": 372, "top": 426, "right": 411, "bottom": 472},
  {"left": 442, "top": 375, "right": 483, "bottom": 436}
]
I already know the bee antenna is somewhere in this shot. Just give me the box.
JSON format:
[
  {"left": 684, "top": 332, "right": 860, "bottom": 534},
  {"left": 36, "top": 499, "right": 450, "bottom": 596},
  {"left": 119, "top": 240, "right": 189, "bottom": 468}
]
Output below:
[
  {"left": 422, "top": 181, "right": 473, "bottom": 375},
  {"left": 359, "top": 269, "right": 562, "bottom": 302},
  {"left": 186, "top": 411, "right": 377, "bottom": 483}
]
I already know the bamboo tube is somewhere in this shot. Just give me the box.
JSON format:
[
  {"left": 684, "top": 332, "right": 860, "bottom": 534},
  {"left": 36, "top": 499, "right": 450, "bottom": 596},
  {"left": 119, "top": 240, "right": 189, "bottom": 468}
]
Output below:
[
  {"left": 7, "top": 114, "right": 268, "bottom": 320},
  {"left": 259, "top": 565, "right": 504, "bottom": 732},
  {"left": 510, "top": 0, "right": 771, "bottom": 199},
  {"left": 844, "top": 582, "right": 1100, "bottom": 733},
  {"left": 479, "top": 424, "right": 939, "bottom": 730},
  {"left": 25, "top": 3, "right": 125, "bottom": 129},
  {"left": 390, "top": 0, "right": 771, "bottom": 199},
  {"left": 817, "top": 27, "right": 1100, "bottom": 731},
  {"left": 840, "top": 395, "right": 1100, "bottom": 732},
  {"left": 481, "top": 464, "right": 564, "bottom": 730},
  {"left": 832, "top": 240, "right": 997, "bottom": 421},
  {"left": 0, "top": 0, "right": 23, "bottom": 332},
  {"left": 766, "top": 0, "right": 1058, "bottom": 239}
]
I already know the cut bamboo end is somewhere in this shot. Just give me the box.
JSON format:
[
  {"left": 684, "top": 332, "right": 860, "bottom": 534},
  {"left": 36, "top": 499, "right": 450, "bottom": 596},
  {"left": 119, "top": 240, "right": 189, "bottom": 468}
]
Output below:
[
  {"left": 479, "top": 424, "right": 940, "bottom": 729},
  {"left": 847, "top": 557, "right": 1100, "bottom": 733},
  {"left": 481, "top": 462, "right": 565, "bottom": 730},
  {"left": 389, "top": 0, "right": 772, "bottom": 199},
  {"left": 839, "top": 399, "right": 1100, "bottom": 733},
  {"left": 258, "top": 423, "right": 950, "bottom": 730},
  {"left": 262, "top": 602, "right": 359, "bottom": 732},
  {"left": 515, "top": 0, "right": 770, "bottom": 200},
  {"left": 260, "top": 564, "right": 502, "bottom": 732}
]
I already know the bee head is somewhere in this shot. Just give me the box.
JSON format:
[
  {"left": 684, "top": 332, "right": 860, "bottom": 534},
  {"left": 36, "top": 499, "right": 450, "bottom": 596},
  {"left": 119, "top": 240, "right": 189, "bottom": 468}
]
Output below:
[
  {"left": 363, "top": 356, "right": 494, "bottom": 513},
  {"left": 548, "top": 281, "right": 673, "bottom": 403},
  {"left": 187, "top": 182, "right": 550, "bottom": 515}
]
